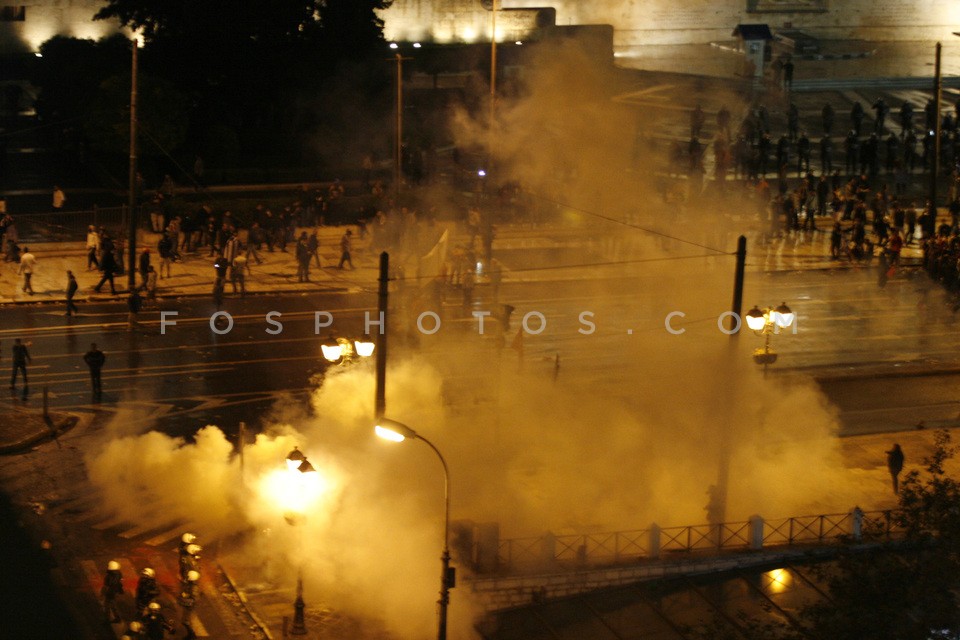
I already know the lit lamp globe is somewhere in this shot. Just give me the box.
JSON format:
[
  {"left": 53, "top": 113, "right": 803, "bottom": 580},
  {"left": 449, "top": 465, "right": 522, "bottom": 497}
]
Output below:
[
  {"left": 321, "top": 337, "right": 343, "bottom": 363},
  {"left": 745, "top": 306, "right": 767, "bottom": 332},
  {"left": 773, "top": 302, "right": 795, "bottom": 329},
  {"left": 354, "top": 336, "right": 375, "bottom": 358},
  {"left": 375, "top": 419, "right": 418, "bottom": 443}
]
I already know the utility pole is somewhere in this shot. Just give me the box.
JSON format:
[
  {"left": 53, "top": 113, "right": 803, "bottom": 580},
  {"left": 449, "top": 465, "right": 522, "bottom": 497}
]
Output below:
[
  {"left": 730, "top": 236, "right": 747, "bottom": 333},
  {"left": 375, "top": 252, "right": 389, "bottom": 419},
  {"left": 392, "top": 54, "right": 412, "bottom": 196},
  {"left": 127, "top": 38, "right": 139, "bottom": 290},
  {"left": 928, "top": 41, "right": 942, "bottom": 238}
]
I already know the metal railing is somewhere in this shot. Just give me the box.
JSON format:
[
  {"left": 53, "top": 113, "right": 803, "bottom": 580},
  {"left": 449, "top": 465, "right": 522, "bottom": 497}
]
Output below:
[
  {"left": 492, "top": 509, "right": 901, "bottom": 573},
  {"left": 10, "top": 206, "right": 129, "bottom": 243}
]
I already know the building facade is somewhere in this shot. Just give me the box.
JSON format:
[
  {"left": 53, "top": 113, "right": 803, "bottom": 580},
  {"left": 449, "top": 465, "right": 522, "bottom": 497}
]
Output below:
[{"left": 3, "top": 0, "right": 960, "bottom": 55}]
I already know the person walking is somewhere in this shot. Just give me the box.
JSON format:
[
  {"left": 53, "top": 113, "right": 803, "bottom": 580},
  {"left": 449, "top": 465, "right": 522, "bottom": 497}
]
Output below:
[
  {"left": 10, "top": 338, "right": 30, "bottom": 390},
  {"left": 338, "top": 228, "right": 354, "bottom": 269},
  {"left": 138, "top": 249, "right": 151, "bottom": 289},
  {"left": 95, "top": 250, "right": 118, "bottom": 295},
  {"left": 83, "top": 343, "right": 105, "bottom": 397},
  {"left": 127, "top": 290, "right": 142, "bottom": 330},
  {"left": 157, "top": 233, "right": 173, "bottom": 279},
  {"left": 18, "top": 246, "right": 35, "bottom": 295},
  {"left": 231, "top": 254, "right": 246, "bottom": 297},
  {"left": 887, "top": 443, "right": 905, "bottom": 494},
  {"left": 295, "top": 232, "right": 311, "bottom": 282},
  {"left": 142, "top": 602, "right": 173, "bottom": 639},
  {"left": 135, "top": 568, "right": 160, "bottom": 614},
  {"left": 144, "top": 265, "right": 157, "bottom": 299},
  {"left": 86, "top": 225, "right": 101, "bottom": 270},
  {"left": 66, "top": 270, "right": 79, "bottom": 316},
  {"left": 52, "top": 185, "right": 66, "bottom": 211},
  {"left": 100, "top": 560, "right": 124, "bottom": 623}
]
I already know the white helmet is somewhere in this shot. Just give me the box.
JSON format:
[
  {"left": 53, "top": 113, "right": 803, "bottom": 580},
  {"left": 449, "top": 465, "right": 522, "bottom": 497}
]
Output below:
[
  {"left": 187, "top": 570, "right": 200, "bottom": 582},
  {"left": 128, "top": 621, "right": 142, "bottom": 632},
  {"left": 141, "top": 567, "right": 155, "bottom": 578},
  {"left": 181, "top": 533, "right": 196, "bottom": 544},
  {"left": 107, "top": 560, "right": 120, "bottom": 571},
  {"left": 147, "top": 601, "right": 160, "bottom": 611},
  {"left": 186, "top": 544, "right": 201, "bottom": 556}
]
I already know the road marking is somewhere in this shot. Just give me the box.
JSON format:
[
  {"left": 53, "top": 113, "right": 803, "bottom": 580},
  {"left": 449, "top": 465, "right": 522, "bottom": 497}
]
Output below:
[
  {"left": 190, "top": 612, "right": 209, "bottom": 637},
  {"left": 92, "top": 515, "right": 129, "bottom": 530},
  {"left": 145, "top": 524, "right": 189, "bottom": 547}
]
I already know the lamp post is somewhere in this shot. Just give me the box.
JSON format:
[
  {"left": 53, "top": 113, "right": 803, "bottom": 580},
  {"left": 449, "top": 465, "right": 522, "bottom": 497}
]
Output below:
[
  {"left": 745, "top": 302, "right": 795, "bottom": 376},
  {"left": 321, "top": 335, "right": 376, "bottom": 365},
  {"left": 284, "top": 448, "right": 316, "bottom": 636},
  {"left": 374, "top": 418, "right": 452, "bottom": 640}
]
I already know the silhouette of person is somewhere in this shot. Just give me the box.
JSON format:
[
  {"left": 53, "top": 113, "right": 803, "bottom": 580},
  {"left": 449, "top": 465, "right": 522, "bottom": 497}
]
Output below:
[{"left": 887, "top": 444, "right": 905, "bottom": 494}]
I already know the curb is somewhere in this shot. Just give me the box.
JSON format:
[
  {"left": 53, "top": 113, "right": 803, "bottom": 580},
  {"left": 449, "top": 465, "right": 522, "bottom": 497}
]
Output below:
[
  {"left": 218, "top": 563, "right": 274, "bottom": 640},
  {"left": 0, "top": 284, "right": 358, "bottom": 306},
  {"left": 0, "top": 412, "right": 80, "bottom": 454}
]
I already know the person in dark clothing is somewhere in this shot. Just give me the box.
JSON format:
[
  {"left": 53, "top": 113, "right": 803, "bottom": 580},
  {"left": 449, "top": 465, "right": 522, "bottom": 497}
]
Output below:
[
  {"left": 127, "top": 290, "right": 142, "bottom": 330},
  {"left": 900, "top": 101, "right": 914, "bottom": 136},
  {"left": 690, "top": 104, "right": 705, "bottom": 139},
  {"left": 83, "top": 343, "right": 105, "bottom": 397},
  {"left": 138, "top": 249, "right": 151, "bottom": 289},
  {"left": 820, "top": 136, "right": 833, "bottom": 174},
  {"left": 10, "top": 337, "right": 29, "bottom": 389},
  {"left": 101, "top": 560, "right": 123, "bottom": 623},
  {"left": 796, "top": 132, "right": 811, "bottom": 175},
  {"left": 142, "top": 601, "right": 173, "bottom": 639},
  {"left": 783, "top": 58, "right": 794, "bottom": 90},
  {"left": 822, "top": 103, "right": 835, "bottom": 135},
  {"left": 135, "top": 568, "right": 160, "bottom": 614},
  {"left": 295, "top": 232, "right": 311, "bottom": 282},
  {"left": 873, "top": 97, "right": 889, "bottom": 135},
  {"left": 66, "top": 270, "right": 79, "bottom": 316},
  {"left": 851, "top": 102, "right": 865, "bottom": 137},
  {"left": 887, "top": 443, "right": 905, "bottom": 494},
  {"left": 787, "top": 103, "right": 799, "bottom": 141},
  {"left": 95, "top": 251, "right": 118, "bottom": 295}
]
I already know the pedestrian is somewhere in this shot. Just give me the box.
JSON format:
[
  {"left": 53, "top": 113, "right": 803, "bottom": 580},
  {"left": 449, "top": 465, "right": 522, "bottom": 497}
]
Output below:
[
  {"left": 886, "top": 443, "right": 905, "bottom": 494},
  {"left": 86, "top": 225, "right": 100, "bottom": 270},
  {"left": 127, "top": 290, "right": 142, "bottom": 330},
  {"left": 95, "top": 250, "right": 118, "bottom": 295},
  {"left": 10, "top": 338, "right": 30, "bottom": 390},
  {"left": 231, "top": 254, "right": 246, "bottom": 297},
  {"left": 142, "top": 601, "right": 174, "bottom": 639},
  {"left": 52, "top": 185, "right": 66, "bottom": 211},
  {"left": 245, "top": 223, "right": 264, "bottom": 264},
  {"left": 126, "top": 620, "right": 145, "bottom": 638},
  {"left": 873, "top": 97, "right": 889, "bottom": 135},
  {"left": 157, "top": 233, "right": 173, "bottom": 279},
  {"left": 830, "top": 222, "right": 844, "bottom": 259},
  {"left": 144, "top": 265, "right": 157, "bottom": 299},
  {"left": 690, "top": 104, "right": 705, "bottom": 139},
  {"left": 138, "top": 249, "right": 151, "bottom": 289},
  {"left": 338, "top": 228, "right": 354, "bottom": 269},
  {"left": 851, "top": 101, "right": 865, "bottom": 137},
  {"left": 820, "top": 136, "right": 833, "bottom": 174},
  {"left": 101, "top": 560, "right": 123, "bottom": 623},
  {"left": 783, "top": 57, "right": 794, "bottom": 90},
  {"left": 822, "top": 103, "right": 835, "bottom": 135},
  {"left": 295, "top": 231, "right": 311, "bottom": 282},
  {"left": 787, "top": 103, "right": 799, "bottom": 141},
  {"left": 18, "top": 245, "right": 35, "bottom": 295},
  {"left": 178, "top": 570, "right": 200, "bottom": 639},
  {"left": 83, "top": 343, "right": 105, "bottom": 397},
  {"left": 66, "top": 270, "right": 79, "bottom": 316},
  {"left": 135, "top": 568, "right": 160, "bottom": 614},
  {"left": 308, "top": 230, "right": 322, "bottom": 269}
]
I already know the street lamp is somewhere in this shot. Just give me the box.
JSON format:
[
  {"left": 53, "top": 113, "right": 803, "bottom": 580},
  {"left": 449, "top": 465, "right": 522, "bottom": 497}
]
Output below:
[
  {"left": 745, "top": 302, "right": 794, "bottom": 371},
  {"left": 284, "top": 447, "right": 316, "bottom": 636},
  {"left": 322, "top": 335, "right": 376, "bottom": 365},
  {"left": 374, "top": 418, "right": 453, "bottom": 640}
]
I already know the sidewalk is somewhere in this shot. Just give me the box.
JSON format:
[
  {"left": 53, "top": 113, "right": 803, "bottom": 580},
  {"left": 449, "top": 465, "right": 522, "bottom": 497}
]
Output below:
[
  {"left": 0, "top": 406, "right": 80, "bottom": 453},
  {"left": 0, "top": 226, "right": 388, "bottom": 305}
]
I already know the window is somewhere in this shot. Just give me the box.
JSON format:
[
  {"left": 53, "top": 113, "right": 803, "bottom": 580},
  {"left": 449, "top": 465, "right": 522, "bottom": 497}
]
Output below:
[{"left": 0, "top": 6, "right": 26, "bottom": 21}]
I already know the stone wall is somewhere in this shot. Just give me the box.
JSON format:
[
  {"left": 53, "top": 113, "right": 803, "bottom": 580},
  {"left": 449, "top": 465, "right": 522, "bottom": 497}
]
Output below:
[{"left": 384, "top": 0, "right": 960, "bottom": 46}]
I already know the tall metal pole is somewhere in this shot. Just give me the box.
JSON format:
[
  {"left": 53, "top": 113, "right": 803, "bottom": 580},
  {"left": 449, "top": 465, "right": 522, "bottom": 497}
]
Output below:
[
  {"left": 928, "top": 42, "right": 942, "bottom": 238},
  {"left": 395, "top": 54, "right": 404, "bottom": 195},
  {"left": 127, "top": 39, "right": 138, "bottom": 290},
  {"left": 375, "top": 252, "right": 389, "bottom": 419},
  {"left": 490, "top": 0, "right": 497, "bottom": 130},
  {"left": 417, "top": 435, "right": 450, "bottom": 640},
  {"left": 730, "top": 235, "right": 747, "bottom": 333}
]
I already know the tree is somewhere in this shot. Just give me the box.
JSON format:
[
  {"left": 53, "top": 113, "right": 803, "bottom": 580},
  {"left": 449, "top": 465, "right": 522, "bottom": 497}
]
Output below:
[{"left": 316, "top": 0, "right": 393, "bottom": 65}]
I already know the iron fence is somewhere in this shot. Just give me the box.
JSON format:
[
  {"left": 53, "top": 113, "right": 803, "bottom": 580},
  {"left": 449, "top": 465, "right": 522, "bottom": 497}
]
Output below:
[
  {"left": 11, "top": 206, "right": 130, "bottom": 243},
  {"left": 493, "top": 510, "right": 902, "bottom": 573}
]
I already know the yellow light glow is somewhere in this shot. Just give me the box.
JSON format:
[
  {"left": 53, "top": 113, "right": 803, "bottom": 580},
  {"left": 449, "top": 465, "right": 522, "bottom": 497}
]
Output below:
[
  {"left": 321, "top": 343, "right": 343, "bottom": 362},
  {"left": 765, "top": 568, "right": 791, "bottom": 593},
  {"left": 260, "top": 466, "right": 328, "bottom": 516},
  {"left": 354, "top": 339, "right": 375, "bottom": 358},
  {"left": 462, "top": 26, "right": 477, "bottom": 42},
  {"left": 375, "top": 425, "right": 406, "bottom": 442}
]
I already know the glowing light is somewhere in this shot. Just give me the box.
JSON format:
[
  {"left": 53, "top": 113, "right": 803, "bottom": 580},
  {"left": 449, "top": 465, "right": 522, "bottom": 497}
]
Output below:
[
  {"left": 515, "top": 41, "right": 523, "bottom": 46},
  {"left": 463, "top": 27, "right": 477, "bottom": 43},
  {"left": 389, "top": 42, "right": 399, "bottom": 49},
  {"left": 34, "top": 52, "right": 42, "bottom": 58},
  {"left": 354, "top": 338, "right": 375, "bottom": 358},
  {"left": 413, "top": 42, "right": 422, "bottom": 48},
  {"left": 478, "top": 169, "right": 487, "bottom": 177},
  {"left": 773, "top": 302, "right": 795, "bottom": 328},
  {"left": 745, "top": 306, "right": 766, "bottom": 332},
  {"left": 286, "top": 446, "right": 306, "bottom": 472},
  {"left": 375, "top": 425, "right": 406, "bottom": 442},
  {"left": 260, "top": 466, "right": 328, "bottom": 516},
  {"left": 321, "top": 338, "right": 343, "bottom": 362},
  {"left": 765, "top": 568, "right": 791, "bottom": 593}
]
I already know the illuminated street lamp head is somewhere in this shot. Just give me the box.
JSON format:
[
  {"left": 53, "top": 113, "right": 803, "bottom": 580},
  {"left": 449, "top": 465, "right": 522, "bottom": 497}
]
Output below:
[
  {"left": 745, "top": 306, "right": 766, "bottom": 332},
  {"left": 286, "top": 446, "right": 306, "bottom": 472},
  {"left": 389, "top": 42, "right": 399, "bottom": 49},
  {"left": 375, "top": 418, "right": 418, "bottom": 443},
  {"left": 297, "top": 457, "right": 316, "bottom": 474},
  {"left": 321, "top": 336, "right": 343, "bottom": 363},
  {"left": 354, "top": 335, "right": 375, "bottom": 358},
  {"left": 773, "top": 302, "right": 795, "bottom": 328}
]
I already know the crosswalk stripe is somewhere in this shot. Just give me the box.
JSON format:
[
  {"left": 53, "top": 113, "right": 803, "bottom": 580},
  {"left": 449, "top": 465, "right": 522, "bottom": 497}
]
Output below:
[
  {"left": 48, "top": 491, "right": 100, "bottom": 516},
  {"left": 145, "top": 524, "right": 189, "bottom": 547},
  {"left": 80, "top": 559, "right": 102, "bottom": 591},
  {"left": 190, "top": 612, "right": 209, "bottom": 637},
  {"left": 118, "top": 518, "right": 172, "bottom": 539},
  {"left": 92, "top": 515, "right": 129, "bottom": 530}
]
